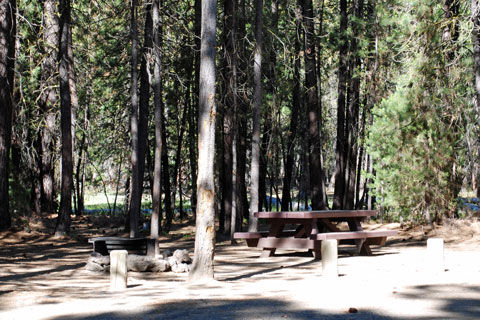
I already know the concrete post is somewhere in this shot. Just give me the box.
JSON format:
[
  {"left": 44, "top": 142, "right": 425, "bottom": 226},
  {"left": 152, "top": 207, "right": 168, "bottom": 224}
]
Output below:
[
  {"left": 110, "top": 250, "right": 128, "bottom": 290},
  {"left": 321, "top": 239, "right": 338, "bottom": 278},
  {"left": 427, "top": 238, "right": 444, "bottom": 273}
]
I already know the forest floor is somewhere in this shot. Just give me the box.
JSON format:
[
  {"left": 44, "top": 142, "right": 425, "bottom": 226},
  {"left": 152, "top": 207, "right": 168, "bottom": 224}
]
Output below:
[{"left": 0, "top": 215, "right": 480, "bottom": 319}]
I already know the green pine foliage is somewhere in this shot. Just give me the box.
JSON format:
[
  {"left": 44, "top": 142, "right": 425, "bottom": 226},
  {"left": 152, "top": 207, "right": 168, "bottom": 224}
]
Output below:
[{"left": 368, "top": 0, "right": 472, "bottom": 223}]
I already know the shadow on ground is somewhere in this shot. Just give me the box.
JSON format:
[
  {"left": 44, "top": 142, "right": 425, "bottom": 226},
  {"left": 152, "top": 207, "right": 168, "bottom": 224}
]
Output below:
[
  {"left": 47, "top": 288, "right": 480, "bottom": 320},
  {"left": 49, "top": 298, "right": 392, "bottom": 320}
]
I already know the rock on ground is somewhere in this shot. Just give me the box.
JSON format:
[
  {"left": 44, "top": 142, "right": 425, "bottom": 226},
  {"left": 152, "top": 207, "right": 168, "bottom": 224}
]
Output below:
[{"left": 85, "top": 249, "right": 192, "bottom": 273}]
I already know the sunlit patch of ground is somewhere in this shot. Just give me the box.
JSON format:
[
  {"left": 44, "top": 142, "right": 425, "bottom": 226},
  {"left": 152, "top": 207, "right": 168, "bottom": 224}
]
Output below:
[{"left": 0, "top": 217, "right": 479, "bottom": 319}]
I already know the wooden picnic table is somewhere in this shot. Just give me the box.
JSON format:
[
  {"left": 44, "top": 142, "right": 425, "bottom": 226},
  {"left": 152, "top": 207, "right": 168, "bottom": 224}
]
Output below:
[{"left": 234, "top": 210, "right": 397, "bottom": 259}]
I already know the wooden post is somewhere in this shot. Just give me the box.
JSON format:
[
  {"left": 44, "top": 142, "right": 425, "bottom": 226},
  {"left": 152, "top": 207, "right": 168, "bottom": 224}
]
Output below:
[
  {"left": 110, "top": 250, "right": 128, "bottom": 290},
  {"left": 427, "top": 238, "right": 444, "bottom": 273},
  {"left": 321, "top": 239, "right": 338, "bottom": 277}
]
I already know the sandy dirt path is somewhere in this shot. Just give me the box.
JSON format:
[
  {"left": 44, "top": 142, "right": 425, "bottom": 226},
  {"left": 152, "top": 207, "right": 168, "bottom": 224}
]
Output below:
[{"left": 0, "top": 220, "right": 479, "bottom": 319}]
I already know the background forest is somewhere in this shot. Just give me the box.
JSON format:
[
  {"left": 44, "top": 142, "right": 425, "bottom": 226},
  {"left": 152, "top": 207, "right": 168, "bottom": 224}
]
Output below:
[{"left": 1, "top": 0, "right": 479, "bottom": 236}]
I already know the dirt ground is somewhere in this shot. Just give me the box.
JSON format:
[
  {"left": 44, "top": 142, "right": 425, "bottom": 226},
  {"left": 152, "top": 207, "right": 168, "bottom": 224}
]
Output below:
[{"left": 1, "top": 216, "right": 480, "bottom": 319}]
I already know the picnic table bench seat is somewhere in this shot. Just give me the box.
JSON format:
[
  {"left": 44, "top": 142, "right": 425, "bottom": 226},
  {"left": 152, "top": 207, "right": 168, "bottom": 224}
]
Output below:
[
  {"left": 234, "top": 229, "right": 397, "bottom": 248},
  {"left": 88, "top": 237, "right": 148, "bottom": 256}
]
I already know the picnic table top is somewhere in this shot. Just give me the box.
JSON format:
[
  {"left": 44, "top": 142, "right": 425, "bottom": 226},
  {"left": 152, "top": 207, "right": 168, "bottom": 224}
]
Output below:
[{"left": 254, "top": 210, "right": 376, "bottom": 219}]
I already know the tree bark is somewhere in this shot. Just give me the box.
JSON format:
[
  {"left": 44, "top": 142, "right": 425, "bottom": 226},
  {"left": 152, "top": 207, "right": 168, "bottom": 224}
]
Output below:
[
  {"left": 235, "top": 0, "right": 248, "bottom": 225},
  {"left": 151, "top": 0, "right": 163, "bottom": 238},
  {"left": 188, "top": 0, "right": 217, "bottom": 282},
  {"left": 248, "top": 0, "right": 262, "bottom": 231},
  {"left": 161, "top": 111, "right": 173, "bottom": 232},
  {"left": 221, "top": 0, "right": 235, "bottom": 233},
  {"left": 282, "top": 6, "right": 301, "bottom": 212},
  {"left": 190, "top": 0, "right": 200, "bottom": 218},
  {"left": 137, "top": 2, "right": 153, "bottom": 209},
  {"left": 222, "top": 0, "right": 238, "bottom": 238},
  {"left": 40, "top": 0, "right": 60, "bottom": 214},
  {"left": 129, "top": 0, "right": 140, "bottom": 238},
  {"left": 171, "top": 92, "right": 188, "bottom": 220},
  {"left": 0, "top": 0, "right": 15, "bottom": 230},
  {"left": 333, "top": 0, "right": 348, "bottom": 210},
  {"left": 301, "top": 0, "right": 326, "bottom": 210},
  {"left": 344, "top": 0, "right": 363, "bottom": 210},
  {"left": 56, "top": 0, "right": 73, "bottom": 236}
]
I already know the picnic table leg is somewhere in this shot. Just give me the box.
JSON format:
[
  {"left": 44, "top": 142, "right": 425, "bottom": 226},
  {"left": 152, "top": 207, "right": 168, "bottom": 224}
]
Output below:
[
  {"left": 259, "top": 221, "right": 284, "bottom": 258},
  {"left": 304, "top": 219, "right": 322, "bottom": 260},
  {"left": 347, "top": 218, "right": 372, "bottom": 256}
]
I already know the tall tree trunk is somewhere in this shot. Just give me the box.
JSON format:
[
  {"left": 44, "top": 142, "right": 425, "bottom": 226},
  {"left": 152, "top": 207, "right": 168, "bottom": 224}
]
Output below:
[
  {"left": 137, "top": 2, "right": 153, "bottom": 204},
  {"left": 40, "top": 0, "right": 60, "bottom": 214},
  {"left": 235, "top": 0, "right": 248, "bottom": 225},
  {"left": 75, "top": 104, "right": 89, "bottom": 217},
  {"left": 223, "top": 0, "right": 238, "bottom": 238},
  {"left": 333, "top": 0, "right": 348, "bottom": 210},
  {"left": 231, "top": 92, "right": 238, "bottom": 242},
  {"left": 191, "top": 0, "right": 200, "bottom": 218},
  {"left": 188, "top": 83, "right": 198, "bottom": 218},
  {"left": 301, "top": 0, "right": 326, "bottom": 210},
  {"left": 0, "top": 0, "right": 16, "bottom": 230},
  {"left": 221, "top": 0, "right": 236, "bottom": 235},
  {"left": 365, "top": 0, "right": 377, "bottom": 210},
  {"left": 316, "top": 0, "right": 327, "bottom": 208},
  {"left": 171, "top": 92, "right": 188, "bottom": 219},
  {"left": 67, "top": 13, "right": 78, "bottom": 178},
  {"left": 249, "top": 0, "right": 262, "bottom": 231},
  {"left": 129, "top": 0, "right": 140, "bottom": 237},
  {"left": 188, "top": 0, "right": 217, "bottom": 282},
  {"left": 344, "top": 0, "right": 363, "bottom": 210},
  {"left": 56, "top": 0, "right": 73, "bottom": 236},
  {"left": 282, "top": 16, "right": 301, "bottom": 212},
  {"left": 151, "top": 0, "right": 163, "bottom": 238}
]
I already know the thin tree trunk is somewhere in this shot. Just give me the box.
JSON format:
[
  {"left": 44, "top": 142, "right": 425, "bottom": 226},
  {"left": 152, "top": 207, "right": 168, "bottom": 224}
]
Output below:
[
  {"left": 333, "top": 0, "right": 348, "bottom": 210},
  {"left": 223, "top": 0, "right": 238, "bottom": 237},
  {"left": 249, "top": 0, "right": 262, "bottom": 232},
  {"left": 0, "top": 0, "right": 15, "bottom": 230},
  {"left": 75, "top": 104, "right": 89, "bottom": 217},
  {"left": 67, "top": 13, "right": 78, "bottom": 174},
  {"left": 235, "top": 0, "right": 248, "bottom": 225},
  {"left": 344, "top": 0, "right": 363, "bottom": 210},
  {"left": 316, "top": 0, "right": 327, "bottom": 208},
  {"left": 365, "top": 0, "right": 377, "bottom": 210},
  {"left": 56, "top": 0, "right": 73, "bottom": 236},
  {"left": 129, "top": 0, "right": 140, "bottom": 237},
  {"left": 222, "top": 88, "right": 233, "bottom": 230},
  {"left": 137, "top": 2, "right": 153, "bottom": 205},
  {"left": 301, "top": 0, "right": 326, "bottom": 210},
  {"left": 112, "top": 160, "right": 122, "bottom": 216},
  {"left": 188, "top": 0, "right": 217, "bottom": 282},
  {"left": 191, "top": 0, "right": 200, "bottom": 218},
  {"left": 356, "top": 99, "right": 367, "bottom": 209},
  {"left": 282, "top": 15, "right": 301, "bottom": 212},
  {"left": 151, "top": 0, "right": 163, "bottom": 238},
  {"left": 221, "top": 0, "right": 235, "bottom": 232},
  {"left": 40, "top": 0, "right": 60, "bottom": 214},
  {"left": 171, "top": 89, "right": 188, "bottom": 220},
  {"left": 188, "top": 83, "right": 198, "bottom": 219},
  {"left": 162, "top": 111, "right": 174, "bottom": 232},
  {"left": 231, "top": 98, "right": 238, "bottom": 242}
]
